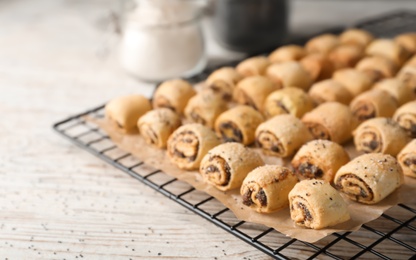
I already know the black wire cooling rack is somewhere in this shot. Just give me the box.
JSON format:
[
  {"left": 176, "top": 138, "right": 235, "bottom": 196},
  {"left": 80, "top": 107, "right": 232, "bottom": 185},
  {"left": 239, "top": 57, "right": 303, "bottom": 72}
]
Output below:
[{"left": 53, "top": 11, "right": 416, "bottom": 260}]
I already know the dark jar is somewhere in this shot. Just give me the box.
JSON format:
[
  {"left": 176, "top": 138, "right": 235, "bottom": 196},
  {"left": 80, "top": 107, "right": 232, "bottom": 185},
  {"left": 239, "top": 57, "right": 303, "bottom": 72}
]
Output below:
[{"left": 209, "top": 0, "right": 289, "bottom": 54}]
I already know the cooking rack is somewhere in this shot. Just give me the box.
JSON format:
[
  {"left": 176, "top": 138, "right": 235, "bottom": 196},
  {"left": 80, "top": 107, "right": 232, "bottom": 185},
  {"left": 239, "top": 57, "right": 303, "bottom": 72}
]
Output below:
[{"left": 53, "top": 11, "right": 416, "bottom": 259}]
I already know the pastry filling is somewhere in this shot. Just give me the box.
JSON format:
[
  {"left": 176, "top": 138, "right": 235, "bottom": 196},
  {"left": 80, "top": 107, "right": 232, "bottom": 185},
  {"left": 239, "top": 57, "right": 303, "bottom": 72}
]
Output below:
[
  {"left": 140, "top": 124, "right": 158, "bottom": 145},
  {"left": 290, "top": 196, "right": 314, "bottom": 227},
  {"left": 155, "top": 96, "right": 176, "bottom": 112},
  {"left": 356, "top": 128, "right": 382, "bottom": 153},
  {"left": 335, "top": 174, "right": 374, "bottom": 202},
  {"left": 298, "top": 162, "right": 324, "bottom": 179},
  {"left": 256, "top": 130, "right": 285, "bottom": 156},
  {"left": 209, "top": 80, "right": 232, "bottom": 101},
  {"left": 242, "top": 185, "right": 267, "bottom": 208},
  {"left": 204, "top": 156, "right": 231, "bottom": 187},
  {"left": 397, "top": 114, "right": 416, "bottom": 138},
  {"left": 352, "top": 101, "right": 376, "bottom": 121},
  {"left": 169, "top": 131, "right": 200, "bottom": 163},
  {"left": 235, "top": 89, "right": 257, "bottom": 110},
  {"left": 304, "top": 122, "right": 331, "bottom": 140},
  {"left": 276, "top": 100, "right": 290, "bottom": 114},
  {"left": 219, "top": 121, "right": 243, "bottom": 143},
  {"left": 399, "top": 72, "right": 416, "bottom": 94},
  {"left": 189, "top": 109, "right": 206, "bottom": 125},
  {"left": 403, "top": 156, "right": 416, "bottom": 173}
]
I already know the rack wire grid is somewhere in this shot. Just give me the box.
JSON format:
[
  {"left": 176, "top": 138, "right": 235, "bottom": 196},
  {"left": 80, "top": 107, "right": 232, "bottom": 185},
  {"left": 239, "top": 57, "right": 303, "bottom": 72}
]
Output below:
[{"left": 53, "top": 11, "right": 416, "bottom": 260}]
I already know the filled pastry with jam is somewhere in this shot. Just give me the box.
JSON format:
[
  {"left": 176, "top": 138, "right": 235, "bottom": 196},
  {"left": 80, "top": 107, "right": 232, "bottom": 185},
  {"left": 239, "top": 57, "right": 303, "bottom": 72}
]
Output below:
[
  {"left": 334, "top": 153, "right": 403, "bottom": 204},
  {"left": 200, "top": 143, "right": 264, "bottom": 191},
  {"left": 167, "top": 124, "right": 221, "bottom": 170},
  {"left": 241, "top": 165, "right": 298, "bottom": 213}
]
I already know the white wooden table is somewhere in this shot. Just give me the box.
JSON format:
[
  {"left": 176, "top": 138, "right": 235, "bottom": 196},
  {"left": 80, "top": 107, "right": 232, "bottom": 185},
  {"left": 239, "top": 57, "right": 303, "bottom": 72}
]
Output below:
[{"left": 0, "top": 0, "right": 415, "bottom": 259}]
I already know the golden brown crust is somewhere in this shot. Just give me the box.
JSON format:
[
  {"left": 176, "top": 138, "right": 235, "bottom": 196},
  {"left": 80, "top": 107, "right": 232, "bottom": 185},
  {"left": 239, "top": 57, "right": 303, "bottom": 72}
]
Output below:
[
  {"left": 268, "top": 45, "right": 307, "bottom": 63},
  {"left": 215, "top": 105, "right": 264, "bottom": 145},
  {"left": 350, "top": 89, "right": 398, "bottom": 122},
  {"left": 233, "top": 76, "right": 281, "bottom": 111},
  {"left": 184, "top": 90, "right": 228, "bottom": 128},
  {"left": 308, "top": 79, "right": 353, "bottom": 105},
  {"left": 263, "top": 87, "right": 315, "bottom": 119},
  {"left": 339, "top": 28, "right": 374, "bottom": 47},
  {"left": 292, "top": 140, "right": 350, "bottom": 183},
  {"left": 241, "top": 165, "right": 298, "bottom": 213},
  {"left": 200, "top": 143, "right": 264, "bottom": 191},
  {"left": 334, "top": 153, "right": 403, "bottom": 204},
  {"left": 167, "top": 123, "right": 221, "bottom": 170},
  {"left": 356, "top": 56, "right": 398, "bottom": 82},
  {"left": 266, "top": 61, "right": 313, "bottom": 90},
  {"left": 397, "top": 65, "right": 416, "bottom": 95},
  {"left": 289, "top": 180, "right": 350, "bottom": 229},
  {"left": 301, "top": 102, "right": 357, "bottom": 144},
  {"left": 332, "top": 68, "right": 373, "bottom": 96},
  {"left": 205, "top": 67, "right": 243, "bottom": 101},
  {"left": 329, "top": 44, "right": 364, "bottom": 69},
  {"left": 373, "top": 78, "right": 414, "bottom": 105},
  {"left": 393, "top": 100, "right": 416, "bottom": 138},
  {"left": 137, "top": 108, "right": 181, "bottom": 148},
  {"left": 305, "top": 34, "right": 340, "bottom": 55},
  {"left": 395, "top": 33, "right": 416, "bottom": 55},
  {"left": 397, "top": 139, "right": 416, "bottom": 178},
  {"left": 353, "top": 118, "right": 410, "bottom": 156},
  {"left": 366, "top": 39, "right": 410, "bottom": 66},
  {"left": 236, "top": 56, "right": 270, "bottom": 77},
  {"left": 255, "top": 114, "right": 313, "bottom": 158},
  {"left": 105, "top": 95, "right": 152, "bottom": 133},
  {"left": 153, "top": 79, "right": 196, "bottom": 114},
  {"left": 300, "top": 53, "right": 335, "bottom": 82}
]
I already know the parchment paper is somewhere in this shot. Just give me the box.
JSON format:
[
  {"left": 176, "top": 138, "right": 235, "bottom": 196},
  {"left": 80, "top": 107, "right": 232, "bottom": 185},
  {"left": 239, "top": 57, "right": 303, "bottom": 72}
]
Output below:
[{"left": 92, "top": 117, "right": 416, "bottom": 243}]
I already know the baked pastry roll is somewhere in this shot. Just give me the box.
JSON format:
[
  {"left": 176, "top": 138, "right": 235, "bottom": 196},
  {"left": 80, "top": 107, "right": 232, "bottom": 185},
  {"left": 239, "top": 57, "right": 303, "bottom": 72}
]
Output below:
[
  {"left": 353, "top": 117, "right": 410, "bottom": 156},
  {"left": 332, "top": 68, "right": 373, "bottom": 96},
  {"left": 255, "top": 114, "right": 313, "bottom": 158},
  {"left": 289, "top": 179, "right": 350, "bottom": 229},
  {"left": 291, "top": 140, "right": 350, "bottom": 183},
  {"left": 236, "top": 56, "right": 270, "bottom": 77},
  {"left": 334, "top": 153, "right": 403, "bottom": 204},
  {"left": 184, "top": 90, "right": 228, "bottom": 128},
  {"left": 356, "top": 56, "right": 398, "bottom": 82},
  {"left": 200, "top": 143, "right": 264, "bottom": 191},
  {"left": 241, "top": 165, "right": 298, "bottom": 213},
  {"left": 339, "top": 28, "right": 374, "bottom": 47},
  {"left": 233, "top": 76, "right": 281, "bottom": 111},
  {"left": 167, "top": 123, "right": 221, "bottom": 170},
  {"left": 350, "top": 89, "right": 398, "bottom": 122},
  {"left": 215, "top": 105, "right": 264, "bottom": 145},
  {"left": 300, "top": 53, "right": 334, "bottom": 82},
  {"left": 397, "top": 139, "right": 416, "bottom": 178},
  {"left": 395, "top": 33, "right": 416, "bottom": 55},
  {"left": 397, "top": 65, "right": 416, "bottom": 95},
  {"left": 263, "top": 87, "right": 314, "bottom": 119},
  {"left": 153, "top": 79, "right": 196, "bottom": 114},
  {"left": 366, "top": 39, "right": 410, "bottom": 66},
  {"left": 308, "top": 79, "right": 353, "bottom": 105},
  {"left": 405, "top": 54, "right": 416, "bottom": 67},
  {"left": 329, "top": 44, "right": 364, "bottom": 69},
  {"left": 137, "top": 108, "right": 181, "bottom": 148},
  {"left": 205, "top": 67, "right": 243, "bottom": 101},
  {"left": 373, "top": 78, "right": 414, "bottom": 105},
  {"left": 105, "top": 94, "right": 152, "bottom": 133},
  {"left": 268, "top": 45, "right": 307, "bottom": 63},
  {"left": 266, "top": 61, "right": 313, "bottom": 91},
  {"left": 305, "top": 33, "right": 340, "bottom": 54},
  {"left": 393, "top": 100, "right": 416, "bottom": 138},
  {"left": 301, "top": 102, "right": 357, "bottom": 144}
]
